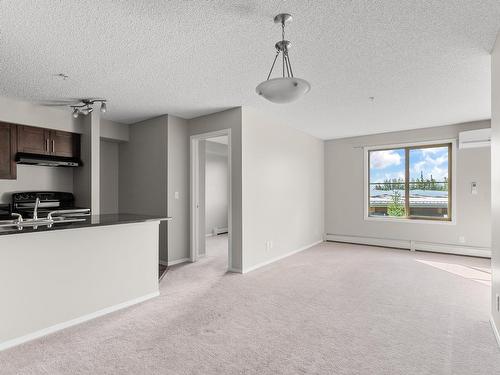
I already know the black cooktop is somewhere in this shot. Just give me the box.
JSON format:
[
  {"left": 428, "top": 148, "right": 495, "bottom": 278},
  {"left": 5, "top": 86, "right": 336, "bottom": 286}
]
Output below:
[{"left": 0, "top": 204, "right": 11, "bottom": 220}]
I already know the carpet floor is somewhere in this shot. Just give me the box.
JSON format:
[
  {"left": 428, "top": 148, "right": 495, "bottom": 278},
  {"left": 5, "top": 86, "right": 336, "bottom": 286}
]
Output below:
[{"left": 1, "top": 240, "right": 499, "bottom": 374}]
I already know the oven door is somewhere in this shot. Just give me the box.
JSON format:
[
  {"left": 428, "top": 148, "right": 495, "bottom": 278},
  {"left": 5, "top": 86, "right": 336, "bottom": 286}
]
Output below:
[{"left": 0, "top": 204, "right": 11, "bottom": 220}]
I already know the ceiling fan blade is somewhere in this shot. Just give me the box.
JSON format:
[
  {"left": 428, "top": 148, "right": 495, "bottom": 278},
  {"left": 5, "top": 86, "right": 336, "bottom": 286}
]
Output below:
[{"left": 38, "top": 98, "right": 82, "bottom": 107}]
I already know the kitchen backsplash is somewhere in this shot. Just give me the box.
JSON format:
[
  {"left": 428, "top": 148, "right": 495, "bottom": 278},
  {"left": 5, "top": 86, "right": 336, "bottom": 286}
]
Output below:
[{"left": 0, "top": 164, "right": 73, "bottom": 203}]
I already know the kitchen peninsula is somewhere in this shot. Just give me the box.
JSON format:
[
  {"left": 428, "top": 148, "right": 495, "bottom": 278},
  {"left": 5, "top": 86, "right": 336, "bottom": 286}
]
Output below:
[{"left": 0, "top": 214, "right": 169, "bottom": 350}]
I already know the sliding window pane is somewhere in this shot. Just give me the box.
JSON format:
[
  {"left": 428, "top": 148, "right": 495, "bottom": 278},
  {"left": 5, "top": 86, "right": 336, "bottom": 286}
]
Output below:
[
  {"left": 408, "top": 146, "right": 449, "bottom": 219},
  {"left": 369, "top": 149, "right": 406, "bottom": 217}
]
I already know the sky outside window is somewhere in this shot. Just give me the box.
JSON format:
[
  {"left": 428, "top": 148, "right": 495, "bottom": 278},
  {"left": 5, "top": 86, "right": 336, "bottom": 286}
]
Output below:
[
  {"left": 409, "top": 147, "right": 449, "bottom": 183},
  {"left": 369, "top": 149, "right": 405, "bottom": 183}
]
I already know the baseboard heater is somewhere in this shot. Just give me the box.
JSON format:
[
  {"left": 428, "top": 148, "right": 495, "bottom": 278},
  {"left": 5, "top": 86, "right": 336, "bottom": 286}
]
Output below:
[{"left": 325, "top": 234, "right": 491, "bottom": 258}]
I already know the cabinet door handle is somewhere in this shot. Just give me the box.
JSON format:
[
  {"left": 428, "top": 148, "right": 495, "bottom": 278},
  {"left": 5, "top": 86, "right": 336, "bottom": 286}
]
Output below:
[
  {"left": 46, "top": 139, "right": 49, "bottom": 152},
  {"left": 52, "top": 140, "right": 55, "bottom": 153}
]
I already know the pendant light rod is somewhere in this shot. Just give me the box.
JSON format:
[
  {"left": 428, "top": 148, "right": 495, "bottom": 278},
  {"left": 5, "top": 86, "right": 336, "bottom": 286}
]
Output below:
[
  {"left": 286, "top": 52, "right": 294, "bottom": 77},
  {"left": 282, "top": 21, "right": 286, "bottom": 78},
  {"left": 267, "top": 50, "right": 280, "bottom": 80}
]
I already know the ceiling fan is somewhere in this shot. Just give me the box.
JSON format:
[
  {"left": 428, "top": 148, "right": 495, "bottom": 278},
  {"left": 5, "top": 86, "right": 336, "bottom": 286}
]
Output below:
[{"left": 41, "top": 98, "right": 107, "bottom": 118}]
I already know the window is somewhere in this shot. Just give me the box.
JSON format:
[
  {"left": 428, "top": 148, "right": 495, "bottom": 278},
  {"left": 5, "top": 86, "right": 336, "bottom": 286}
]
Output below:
[{"left": 368, "top": 143, "right": 452, "bottom": 221}]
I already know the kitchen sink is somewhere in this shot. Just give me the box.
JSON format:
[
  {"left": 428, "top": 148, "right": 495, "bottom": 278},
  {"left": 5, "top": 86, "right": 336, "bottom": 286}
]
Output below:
[
  {"left": 0, "top": 220, "right": 20, "bottom": 227},
  {"left": 0, "top": 216, "right": 87, "bottom": 228},
  {"left": 0, "top": 208, "right": 90, "bottom": 229}
]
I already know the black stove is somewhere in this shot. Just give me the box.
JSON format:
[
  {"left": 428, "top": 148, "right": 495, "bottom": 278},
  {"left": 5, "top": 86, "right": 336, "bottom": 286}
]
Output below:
[
  {"left": 12, "top": 192, "right": 86, "bottom": 219},
  {"left": 0, "top": 204, "right": 11, "bottom": 220}
]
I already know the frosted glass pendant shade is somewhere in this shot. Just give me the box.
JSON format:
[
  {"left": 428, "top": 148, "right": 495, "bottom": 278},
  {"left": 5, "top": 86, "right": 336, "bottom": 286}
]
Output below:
[{"left": 256, "top": 77, "right": 311, "bottom": 104}]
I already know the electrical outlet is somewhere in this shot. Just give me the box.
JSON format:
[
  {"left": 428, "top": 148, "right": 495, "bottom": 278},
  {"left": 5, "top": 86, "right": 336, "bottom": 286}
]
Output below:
[
  {"left": 458, "top": 236, "right": 466, "bottom": 244},
  {"left": 174, "top": 192, "right": 179, "bottom": 199},
  {"left": 266, "top": 241, "right": 273, "bottom": 251}
]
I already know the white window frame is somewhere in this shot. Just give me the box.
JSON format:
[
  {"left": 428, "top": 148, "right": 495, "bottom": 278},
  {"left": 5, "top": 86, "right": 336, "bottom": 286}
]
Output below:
[{"left": 363, "top": 139, "right": 457, "bottom": 225}]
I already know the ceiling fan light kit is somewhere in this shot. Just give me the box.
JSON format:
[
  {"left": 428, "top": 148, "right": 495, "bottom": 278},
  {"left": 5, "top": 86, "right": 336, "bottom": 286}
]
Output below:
[
  {"left": 256, "top": 13, "right": 311, "bottom": 104},
  {"left": 70, "top": 99, "right": 107, "bottom": 118}
]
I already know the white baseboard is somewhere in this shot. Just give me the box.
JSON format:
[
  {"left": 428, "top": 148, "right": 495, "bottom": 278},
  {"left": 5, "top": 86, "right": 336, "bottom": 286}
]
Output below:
[
  {"left": 242, "top": 240, "right": 323, "bottom": 274},
  {"left": 0, "top": 291, "right": 159, "bottom": 352},
  {"left": 490, "top": 317, "right": 500, "bottom": 348},
  {"left": 167, "top": 257, "right": 190, "bottom": 266},
  {"left": 325, "top": 234, "right": 491, "bottom": 258}
]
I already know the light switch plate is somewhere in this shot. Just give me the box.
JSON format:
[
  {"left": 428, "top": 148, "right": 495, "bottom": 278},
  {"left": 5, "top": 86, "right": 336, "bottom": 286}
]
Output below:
[
  {"left": 174, "top": 192, "right": 179, "bottom": 199},
  {"left": 471, "top": 182, "right": 478, "bottom": 195}
]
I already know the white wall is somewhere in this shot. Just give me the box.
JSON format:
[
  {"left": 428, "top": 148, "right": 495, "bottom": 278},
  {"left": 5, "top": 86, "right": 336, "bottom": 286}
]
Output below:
[
  {"left": 189, "top": 108, "right": 243, "bottom": 271},
  {"left": 119, "top": 115, "right": 168, "bottom": 261},
  {"left": 167, "top": 115, "right": 190, "bottom": 263},
  {"left": 491, "top": 33, "right": 500, "bottom": 337},
  {"left": 100, "top": 140, "right": 119, "bottom": 214},
  {"left": 325, "top": 120, "right": 491, "bottom": 251},
  {"left": 100, "top": 119, "right": 129, "bottom": 142},
  {"left": 73, "top": 111, "right": 101, "bottom": 214},
  {"left": 116, "top": 114, "right": 190, "bottom": 265},
  {"left": 0, "top": 165, "right": 73, "bottom": 204},
  {"left": 241, "top": 108, "right": 324, "bottom": 272},
  {"left": 205, "top": 141, "right": 228, "bottom": 235},
  {"left": 0, "top": 95, "right": 83, "bottom": 133}
]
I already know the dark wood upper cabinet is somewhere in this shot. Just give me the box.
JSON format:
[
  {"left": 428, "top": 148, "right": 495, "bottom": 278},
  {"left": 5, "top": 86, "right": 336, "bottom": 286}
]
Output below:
[
  {"left": 17, "top": 125, "right": 80, "bottom": 158},
  {"left": 1, "top": 124, "right": 81, "bottom": 180},
  {"left": 0, "top": 123, "right": 17, "bottom": 179},
  {"left": 17, "top": 125, "right": 50, "bottom": 155},
  {"left": 49, "top": 130, "right": 80, "bottom": 158}
]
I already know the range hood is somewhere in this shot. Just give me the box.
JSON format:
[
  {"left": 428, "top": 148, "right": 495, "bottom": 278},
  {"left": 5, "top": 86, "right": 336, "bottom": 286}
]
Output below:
[{"left": 15, "top": 153, "right": 82, "bottom": 167}]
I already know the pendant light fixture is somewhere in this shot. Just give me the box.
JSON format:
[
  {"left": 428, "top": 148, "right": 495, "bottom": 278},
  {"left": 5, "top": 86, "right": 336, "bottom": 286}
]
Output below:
[{"left": 256, "top": 13, "right": 310, "bottom": 104}]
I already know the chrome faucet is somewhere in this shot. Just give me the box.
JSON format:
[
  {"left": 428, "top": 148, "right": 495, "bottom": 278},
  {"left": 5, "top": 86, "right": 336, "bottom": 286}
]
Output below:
[
  {"left": 11, "top": 213, "right": 23, "bottom": 223},
  {"left": 33, "top": 197, "right": 40, "bottom": 220}
]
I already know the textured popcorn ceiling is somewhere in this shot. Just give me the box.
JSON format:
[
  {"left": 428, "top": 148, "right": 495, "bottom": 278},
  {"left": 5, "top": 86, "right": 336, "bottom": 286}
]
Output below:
[{"left": 1, "top": 1, "right": 499, "bottom": 139}]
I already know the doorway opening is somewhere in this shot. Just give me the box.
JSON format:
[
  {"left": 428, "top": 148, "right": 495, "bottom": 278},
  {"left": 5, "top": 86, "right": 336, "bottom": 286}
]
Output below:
[{"left": 190, "top": 129, "right": 231, "bottom": 271}]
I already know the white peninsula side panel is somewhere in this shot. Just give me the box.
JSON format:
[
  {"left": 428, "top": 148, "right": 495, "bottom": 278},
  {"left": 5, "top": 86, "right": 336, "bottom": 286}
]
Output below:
[{"left": 0, "top": 221, "right": 160, "bottom": 350}]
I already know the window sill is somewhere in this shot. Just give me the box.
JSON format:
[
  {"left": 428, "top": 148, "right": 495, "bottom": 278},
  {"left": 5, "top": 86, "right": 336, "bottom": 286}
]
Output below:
[{"left": 364, "top": 216, "right": 456, "bottom": 225}]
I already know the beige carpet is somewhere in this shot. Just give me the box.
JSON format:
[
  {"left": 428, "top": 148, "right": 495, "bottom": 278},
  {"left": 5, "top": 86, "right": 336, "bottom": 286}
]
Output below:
[{"left": 1, "top": 240, "right": 499, "bottom": 374}]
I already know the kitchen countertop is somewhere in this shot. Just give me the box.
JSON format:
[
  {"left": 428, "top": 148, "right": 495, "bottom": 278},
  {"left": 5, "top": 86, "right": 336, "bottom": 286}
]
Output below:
[{"left": 0, "top": 214, "right": 171, "bottom": 236}]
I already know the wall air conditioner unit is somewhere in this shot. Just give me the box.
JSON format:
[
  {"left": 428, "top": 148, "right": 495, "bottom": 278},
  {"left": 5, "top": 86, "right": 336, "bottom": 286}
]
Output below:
[{"left": 458, "top": 128, "right": 491, "bottom": 149}]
